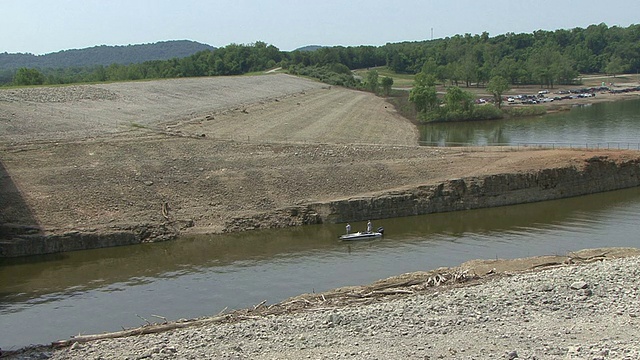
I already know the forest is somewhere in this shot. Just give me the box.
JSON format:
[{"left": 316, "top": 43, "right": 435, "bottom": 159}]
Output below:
[
  {"left": 0, "top": 40, "right": 214, "bottom": 70},
  {"left": 2, "top": 23, "right": 638, "bottom": 90}
]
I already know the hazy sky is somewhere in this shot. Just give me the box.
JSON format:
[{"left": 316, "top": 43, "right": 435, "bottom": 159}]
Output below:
[{"left": 2, "top": 0, "right": 638, "bottom": 55}]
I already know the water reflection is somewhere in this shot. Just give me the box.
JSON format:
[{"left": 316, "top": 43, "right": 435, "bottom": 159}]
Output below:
[
  {"left": 2, "top": 187, "right": 639, "bottom": 308},
  {"left": 2, "top": 187, "right": 640, "bottom": 348},
  {"left": 420, "top": 99, "right": 640, "bottom": 146}
]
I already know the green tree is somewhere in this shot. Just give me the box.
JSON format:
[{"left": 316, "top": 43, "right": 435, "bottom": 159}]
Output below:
[
  {"left": 381, "top": 76, "right": 394, "bottom": 96},
  {"left": 486, "top": 75, "right": 510, "bottom": 108},
  {"left": 389, "top": 52, "right": 411, "bottom": 73},
  {"left": 528, "top": 43, "right": 568, "bottom": 88},
  {"left": 493, "top": 57, "right": 522, "bottom": 85},
  {"left": 366, "top": 69, "right": 379, "bottom": 94},
  {"left": 552, "top": 54, "right": 578, "bottom": 85},
  {"left": 460, "top": 53, "right": 478, "bottom": 87},
  {"left": 409, "top": 73, "right": 438, "bottom": 113},
  {"left": 605, "top": 55, "right": 626, "bottom": 77},
  {"left": 421, "top": 58, "right": 438, "bottom": 75},
  {"left": 13, "top": 67, "right": 45, "bottom": 85},
  {"left": 443, "top": 86, "right": 474, "bottom": 118}
]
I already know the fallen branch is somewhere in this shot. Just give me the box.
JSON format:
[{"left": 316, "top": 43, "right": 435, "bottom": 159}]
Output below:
[
  {"left": 150, "top": 314, "right": 168, "bottom": 324},
  {"left": 370, "top": 289, "right": 414, "bottom": 296},
  {"left": 52, "top": 315, "right": 229, "bottom": 348},
  {"left": 531, "top": 262, "right": 563, "bottom": 269},
  {"left": 136, "top": 314, "right": 151, "bottom": 326},
  {"left": 162, "top": 201, "right": 170, "bottom": 220},
  {"left": 253, "top": 300, "right": 267, "bottom": 310}
]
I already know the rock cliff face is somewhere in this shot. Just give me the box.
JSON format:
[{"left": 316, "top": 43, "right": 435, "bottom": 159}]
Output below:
[
  {"left": 311, "top": 156, "right": 640, "bottom": 224},
  {"left": 0, "top": 224, "right": 178, "bottom": 258}
]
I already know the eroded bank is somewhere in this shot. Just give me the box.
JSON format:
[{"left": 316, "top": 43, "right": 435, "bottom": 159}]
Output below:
[{"left": 2, "top": 154, "right": 640, "bottom": 257}]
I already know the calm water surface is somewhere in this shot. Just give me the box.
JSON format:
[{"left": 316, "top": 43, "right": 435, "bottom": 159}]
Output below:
[
  {"left": 2, "top": 99, "right": 640, "bottom": 348},
  {"left": 420, "top": 98, "right": 640, "bottom": 146},
  {"left": 2, "top": 188, "right": 640, "bottom": 348}
]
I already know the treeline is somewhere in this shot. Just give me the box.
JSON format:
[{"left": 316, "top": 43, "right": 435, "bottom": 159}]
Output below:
[
  {"left": 0, "top": 40, "right": 215, "bottom": 70},
  {"left": 293, "top": 23, "right": 639, "bottom": 88},
  {"left": 0, "top": 41, "right": 282, "bottom": 85},
  {"left": 3, "top": 23, "right": 639, "bottom": 88}
]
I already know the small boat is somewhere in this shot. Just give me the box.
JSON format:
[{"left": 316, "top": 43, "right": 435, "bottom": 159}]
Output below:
[{"left": 339, "top": 227, "right": 384, "bottom": 241}]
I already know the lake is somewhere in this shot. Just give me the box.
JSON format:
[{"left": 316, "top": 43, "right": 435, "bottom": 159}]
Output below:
[{"left": 419, "top": 98, "right": 640, "bottom": 147}]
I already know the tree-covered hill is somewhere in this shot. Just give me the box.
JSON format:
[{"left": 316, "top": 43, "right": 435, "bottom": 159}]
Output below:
[
  {"left": 3, "top": 23, "right": 639, "bottom": 89},
  {"left": 294, "top": 45, "right": 326, "bottom": 52},
  {"left": 0, "top": 40, "right": 215, "bottom": 70}
]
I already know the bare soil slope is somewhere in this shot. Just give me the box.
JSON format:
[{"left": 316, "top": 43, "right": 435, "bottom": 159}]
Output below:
[
  {"left": 1, "top": 74, "right": 639, "bottom": 240},
  {"left": 0, "top": 74, "right": 328, "bottom": 143}
]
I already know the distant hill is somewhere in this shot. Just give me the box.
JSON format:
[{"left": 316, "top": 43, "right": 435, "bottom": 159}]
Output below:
[
  {"left": 0, "top": 40, "right": 216, "bottom": 70},
  {"left": 294, "top": 45, "right": 326, "bottom": 52}
]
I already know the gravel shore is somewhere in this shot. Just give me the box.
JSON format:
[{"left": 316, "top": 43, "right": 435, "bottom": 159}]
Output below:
[{"left": 7, "top": 249, "right": 640, "bottom": 359}]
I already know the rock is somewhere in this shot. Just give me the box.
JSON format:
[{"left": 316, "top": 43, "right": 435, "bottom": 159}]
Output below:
[
  {"left": 539, "top": 284, "right": 554, "bottom": 292},
  {"left": 577, "top": 288, "right": 593, "bottom": 297},
  {"left": 570, "top": 281, "right": 588, "bottom": 290},
  {"left": 327, "top": 312, "right": 343, "bottom": 327}
]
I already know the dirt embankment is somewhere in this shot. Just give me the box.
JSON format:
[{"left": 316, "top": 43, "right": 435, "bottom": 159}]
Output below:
[{"left": 1, "top": 74, "right": 640, "bottom": 256}]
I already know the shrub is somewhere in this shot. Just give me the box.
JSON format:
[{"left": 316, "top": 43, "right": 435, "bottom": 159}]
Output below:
[
  {"left": 291, "top": 64, "right": 359, "bottom": 88},
  {"left": 502, "top": 106, "right": 547, "bottom": 117},
  {"left": 472, "top": 104, "right": 504, "bottom": 120}
]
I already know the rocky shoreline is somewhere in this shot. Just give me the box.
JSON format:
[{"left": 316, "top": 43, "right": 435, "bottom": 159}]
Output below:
[{"left": 5, "top": 247, "right": 640, "bottom": 359}]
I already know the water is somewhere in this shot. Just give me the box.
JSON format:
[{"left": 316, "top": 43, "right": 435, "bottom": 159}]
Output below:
[
  {"left": 2, "top": 99, "right": 640, "bottom": 349},
  {"left": 420, "top": 99, "right": 640, "bottom": 147},
  {"left": 2, "top": 188, "right": 640, "bottom": 349}
]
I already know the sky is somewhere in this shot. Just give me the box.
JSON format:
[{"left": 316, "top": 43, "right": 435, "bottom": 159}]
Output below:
[{"left": 2, "top": 0, "right": 638, "bottom": 55}]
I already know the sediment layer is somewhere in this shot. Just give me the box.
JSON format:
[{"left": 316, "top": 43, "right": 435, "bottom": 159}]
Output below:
[
  {"left": 2, "top": 153, "right": 639, "bottom": 257},
  {"left": 227, "top": 154, "right": 640, "bottom": 230}
]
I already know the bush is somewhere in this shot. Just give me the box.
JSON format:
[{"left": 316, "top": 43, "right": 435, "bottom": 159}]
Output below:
[
  {"left": 329, "top": 63, "right": 352, "bottom": 75},
  {"left": 472, "top": 104, "right": 504, "bottom": 120},
  {"left": 385, "top": 91, "right": 418, "bottom": 123},
  {"left": 502, "top": 106, "right": 547, "bottom": 117},
  {"left": 421, "top": 104, "right": 504, "bottom": 123},
  {"left": 291, "top": 64, "right": 359, "bottom": 88},
  {"left": 13, "top": 67, "right": 45, "bottom": 85}
]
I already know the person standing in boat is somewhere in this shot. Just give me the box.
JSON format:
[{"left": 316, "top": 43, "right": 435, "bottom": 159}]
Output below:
[
  {"left": 367, "top": 220, "right": 372, "bottom": 233},
  {"left": 346, "top": 223, "right": 351, "bottom": 234}
]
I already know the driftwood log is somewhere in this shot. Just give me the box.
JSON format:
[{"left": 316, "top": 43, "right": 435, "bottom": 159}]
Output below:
[{"left": 51, "top": 315, "right": 229, "bottom": 348}]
